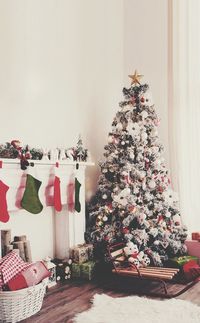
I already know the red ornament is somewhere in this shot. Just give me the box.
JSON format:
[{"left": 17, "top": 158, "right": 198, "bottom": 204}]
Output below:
[
  {"left": 25, "top": 151, "right": 32, "bottom": 159},
  {"left": 158, "top": 215, "right": 164, "bottom": 223},
  {"left": 145, "top": 161, "right": 149, "bottom": 170},
  {"left": 131, "top": 96, "right": 135, "bottom": 104},
  {"left": 128, "top": 205, "right": 136, "bottom": 213},
  {"left": 11, "top": 140, "right": 22, "bottom": 150},
  {"left": 122, "top": 227, "right": 130, "bottom": 234},
  {"left": 104, "top": 236, "right": 109, "bottom": 241},
  {"left": 140, "top": 97, "right": 145, "bottom": 103},
  {"left": 106, "top": 203, "right": 113, "bottom": 211}
]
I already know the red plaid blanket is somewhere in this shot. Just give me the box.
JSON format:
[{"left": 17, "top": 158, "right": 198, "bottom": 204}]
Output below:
[{"left": 0, "top": 251, "right": 29, "bottom": 290}]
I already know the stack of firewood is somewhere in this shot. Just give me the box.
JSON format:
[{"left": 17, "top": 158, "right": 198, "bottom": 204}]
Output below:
[{"left": 1, "top": 229, "right": 32, "bottom": 262}]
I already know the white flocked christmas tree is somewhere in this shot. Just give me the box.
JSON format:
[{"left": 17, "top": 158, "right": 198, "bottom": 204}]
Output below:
[{"left": 87, "top": 71, "right": 187, "bottom": 267}]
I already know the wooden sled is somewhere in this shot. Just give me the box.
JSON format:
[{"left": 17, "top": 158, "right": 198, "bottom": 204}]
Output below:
[{"left": 108, "top": 243, "right": 199, "bottom": 298}]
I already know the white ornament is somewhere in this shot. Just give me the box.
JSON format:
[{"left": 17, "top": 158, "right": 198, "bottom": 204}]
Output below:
[
  {"left": 138, "top": 213, "right": 146, "bottom": 224},
  {"left": 59, "top": 148, "right": 66, "bottom": 160},
  {"left": 42, "top": 148, "right": 50, "bottom": 161},
  {"left": 113, "top": 188, "right": 131, "bottom": 206},
  {"left": 127, "top": 122, "right": 140, "bottom": 137},
  {"left": 116, "top": 123, "right": 123, "bottom": 131},
  {"left": 142, "top": 181, "right": 146, "bottom": 190},
  {"left": 141, "top": 110, "right": 148, "bottom": 119},
  {"left": 129, "top": 151, "right": 135, "bottom": 159},
  {"left": 102, "top": 194, "right": 108, "bottom": 200},
  {"left": 148, "top": 180, "right": 156, "bottom": 189},
  {"left": 165, "top": 211, "right": 171, "bottom": 218},
  {"left": 103, "top": 215, "right": 108, "bottom": 222},
  {"left": 149, "top": 227, "right": 158, "bottom": 237},
  {"left": 141, "top": 132, "right": 148, "bottom": 141},
  {"left": 66, "top": 148, "right": 74, "bottom": 160},
  {"left": 173, "top": 214, "right": 181, "bottom": 226},
  {"left": 50, "top": 148, "right": 59, "bottom": 161}
]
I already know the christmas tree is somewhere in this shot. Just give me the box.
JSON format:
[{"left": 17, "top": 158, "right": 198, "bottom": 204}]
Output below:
[{"left": 87, "top": 71, "right": 187, "bottom": 267}]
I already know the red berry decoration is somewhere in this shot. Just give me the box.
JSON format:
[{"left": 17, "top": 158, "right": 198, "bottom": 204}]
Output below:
[{"left": 25, "top": 151, "right": 32, "bottom": 159}]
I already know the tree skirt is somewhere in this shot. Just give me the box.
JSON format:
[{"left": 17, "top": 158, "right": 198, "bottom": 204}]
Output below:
[{"left": 74, "top": 293, "right": 200, "bottom": 323}]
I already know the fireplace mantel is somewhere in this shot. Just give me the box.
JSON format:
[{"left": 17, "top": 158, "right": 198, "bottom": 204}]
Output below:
[{"left": 0, "top": 158, "right": 94, "bottom": 260}]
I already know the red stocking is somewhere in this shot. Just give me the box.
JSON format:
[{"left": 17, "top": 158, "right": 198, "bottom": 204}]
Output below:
[
  {"left": 54, "top": 164, "right": 62, "bottom": 212},
  {"left": 0, "top": 180, "right": 10, "bottom": 223}
]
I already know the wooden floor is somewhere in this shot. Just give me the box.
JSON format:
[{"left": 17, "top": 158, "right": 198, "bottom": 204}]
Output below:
[{"left": 23, "top": 279, "right": 200, "bottom": 323}]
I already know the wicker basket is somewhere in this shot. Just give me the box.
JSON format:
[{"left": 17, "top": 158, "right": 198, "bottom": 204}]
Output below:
[{"left": 0, "top": 279, "right": 47, "bottom": 323}]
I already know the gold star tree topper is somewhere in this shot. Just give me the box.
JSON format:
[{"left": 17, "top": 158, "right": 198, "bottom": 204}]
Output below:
[{"left": 128, "top": 70, "right": 143, "bottom": 86}]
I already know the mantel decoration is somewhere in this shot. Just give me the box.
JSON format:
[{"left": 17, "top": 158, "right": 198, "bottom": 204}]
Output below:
[
  {"left": 0, "top": 136, "right": 89, "bottom": 165},
  {"left": 0, "top": 136, "right": 92, "bottom": 223}
]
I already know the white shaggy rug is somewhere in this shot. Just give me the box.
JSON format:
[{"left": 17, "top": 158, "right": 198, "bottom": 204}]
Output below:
[{"left": 74, "top": 293, "right": 200, "bottom": 323}]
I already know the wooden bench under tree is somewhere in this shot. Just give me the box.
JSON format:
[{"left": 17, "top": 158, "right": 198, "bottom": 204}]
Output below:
[{"left": 107, "top": 242, "right": 188, "bottom": 297}]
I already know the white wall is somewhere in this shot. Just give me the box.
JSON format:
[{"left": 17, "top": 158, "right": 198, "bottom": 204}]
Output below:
[
  {"left": 0, "top": 0, "right": 170, "bottom": 260},
  {"left": 0, "top": 0, "right": 124, "bottom": 259},
  {"left": 124, "top": 0, "right": 169, "bottom": 166},
  {"left": 0, "top": 0, "right": 123, "bottom": 148}
]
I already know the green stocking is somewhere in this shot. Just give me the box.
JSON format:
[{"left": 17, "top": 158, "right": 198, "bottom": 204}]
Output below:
[
  {"left": 21, "top": 174, "right": 43, "bottom": 214},
  {"left": 75, "top": 177, "right": 81, "bottom": 213}
]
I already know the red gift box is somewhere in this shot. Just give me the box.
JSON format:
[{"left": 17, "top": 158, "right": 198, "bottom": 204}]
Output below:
[
  {"left": 191, "top": 232, "right": 200, "bottom": 240},
  {"left": 183, "top": 260, "right": 200, "bottom": 281},
  {"left": 8, "top": 261, "right": 50, "bottom": 291}
]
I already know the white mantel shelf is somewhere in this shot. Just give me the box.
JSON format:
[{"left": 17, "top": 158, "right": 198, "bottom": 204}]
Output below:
[{"left": 0, "top": 158, "right": 94, "bottom": 167}]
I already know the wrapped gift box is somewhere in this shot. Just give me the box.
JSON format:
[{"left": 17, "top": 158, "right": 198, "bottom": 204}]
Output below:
[
  {"left": 70, "top": 243, "right": 94, "bottom": 264},
  {"left": 71, "top": 261, "right": 96, "bottom": 280},
  {"left": 81, "top": 261, "right": 96, "bottom": 281},
  {"left": 183, "top": 260, "right": 200, "bottom": 282},
  {"left": 70, "top": 245, "right": 88, "bottom": 264},
  {"left": 191, "top": 232, "right": 200, "bottom": 240},
  {"left": 169, "top": 255, "right": 199, "bottom": 268},
  {"left": 53, "top": 258, "right": 73, "bottom": 282},
  {"left": 87, "top": 244, "right": 94, "bottom": 261},
  {"left": 185, "top": 240, "right": 200, "bottom": 264},
  {"left": 44, "top": 260, "right": 57, "bottom": 288},
  {"left": 71, "top": 263, "right": 81, "bottom": 278}
]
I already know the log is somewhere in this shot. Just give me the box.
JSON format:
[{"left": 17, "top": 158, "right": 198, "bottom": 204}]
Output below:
[
  {"left": 1, "top": 230, "right": 11, "bottom": 257},
  {"left": 24, "top": 240, "right": 32, "bottom": 262},
  {"left": 5, "top": 244, "right": 13, "bottom": 254},
  {"left": 13, "top": 241, "right": 26, "bottom": 261},
  {"left": 12, "top": 249, "right": 20, "bottom": 256},
  {"left": 14, "top": 235, "right": 27, "bottom": 242}
]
